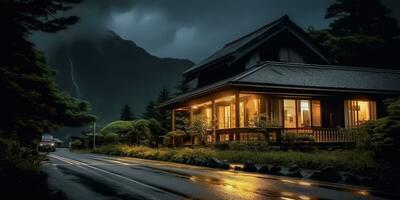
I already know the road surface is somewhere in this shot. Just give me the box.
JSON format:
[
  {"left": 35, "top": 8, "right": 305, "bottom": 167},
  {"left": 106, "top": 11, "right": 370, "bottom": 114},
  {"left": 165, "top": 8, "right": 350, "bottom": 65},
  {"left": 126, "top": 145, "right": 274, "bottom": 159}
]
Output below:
[{"left": 42, "top": 148, "right": 395, "bottom": 200}]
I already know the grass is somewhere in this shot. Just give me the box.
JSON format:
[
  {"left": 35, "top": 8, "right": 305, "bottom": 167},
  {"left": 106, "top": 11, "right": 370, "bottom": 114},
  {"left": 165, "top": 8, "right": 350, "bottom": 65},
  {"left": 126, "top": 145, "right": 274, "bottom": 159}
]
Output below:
[{"left": 93, "top": 144, "right": 380, "bottom": 175}]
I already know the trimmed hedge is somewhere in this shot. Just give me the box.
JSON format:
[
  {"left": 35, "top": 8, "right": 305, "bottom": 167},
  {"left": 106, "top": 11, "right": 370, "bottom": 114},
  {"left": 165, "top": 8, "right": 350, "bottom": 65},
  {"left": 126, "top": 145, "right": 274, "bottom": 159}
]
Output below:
[{"left": 94, "top": 144, "right": 380, "bottom": 174}]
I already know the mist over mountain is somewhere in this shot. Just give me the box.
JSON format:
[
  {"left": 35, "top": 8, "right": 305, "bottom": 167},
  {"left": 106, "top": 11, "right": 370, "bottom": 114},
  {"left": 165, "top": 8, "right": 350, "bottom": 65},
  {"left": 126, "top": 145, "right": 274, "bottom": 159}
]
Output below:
[{"left": 47, "top": 31, "right": 193, "bottom": 132}]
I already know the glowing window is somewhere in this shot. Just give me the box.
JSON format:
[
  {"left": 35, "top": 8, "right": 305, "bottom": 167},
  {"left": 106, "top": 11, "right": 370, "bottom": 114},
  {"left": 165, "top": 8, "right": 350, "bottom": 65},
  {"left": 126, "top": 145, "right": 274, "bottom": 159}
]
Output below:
[{"left": 344, "top": 100, "right": 376, "bottom": 128}]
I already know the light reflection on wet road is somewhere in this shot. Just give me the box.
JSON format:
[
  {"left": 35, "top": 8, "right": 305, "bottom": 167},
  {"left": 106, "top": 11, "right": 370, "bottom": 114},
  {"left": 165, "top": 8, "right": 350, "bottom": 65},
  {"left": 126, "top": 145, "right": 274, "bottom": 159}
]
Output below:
[{"left": 42, "top": 149, "right": 393, "bottom": 200}]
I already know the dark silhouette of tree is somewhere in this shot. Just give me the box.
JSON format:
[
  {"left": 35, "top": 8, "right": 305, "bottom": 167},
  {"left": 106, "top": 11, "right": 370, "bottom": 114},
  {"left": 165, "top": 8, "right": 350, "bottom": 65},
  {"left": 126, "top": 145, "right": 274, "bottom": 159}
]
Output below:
[
  {"left": 175, "top": 78, "right": 191, "bottom": 95},
  {"left": 142, "top": 100, "right": 158, "bottom": 119},
  {"left": 326, "top": 0, "right": 399, "bottom": 38},
  {"left": 142, "top": 88, "right": 172, "bottom": 131},
  {"left": 0, "top": 0, "right": 96, "bottom": 144},
  {"left": 157, "top": 87, "right": 171, "bottom": 104},
  {"left": 156, "top": 88, "right": 172, "bottom": 131},
  {"left": 120, "top": 104, "right": 135, "bottom": 121},
  {"left": 308, "top": 0, "right": 400, "bottom": 68}
]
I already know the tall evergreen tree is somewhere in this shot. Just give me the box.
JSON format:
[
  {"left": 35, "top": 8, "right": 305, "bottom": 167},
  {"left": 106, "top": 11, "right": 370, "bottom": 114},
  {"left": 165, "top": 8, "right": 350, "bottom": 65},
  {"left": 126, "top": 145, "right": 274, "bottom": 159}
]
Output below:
[
  {"left": 326, "top": 0, "right": 399, "bottom": 38},
  {"left": 157, "top": 87, "right": 171, "bottom": 104},
  {"left": 0, "top": 0, "right": 96, "bottom": 144},
  {"left": 308, "top": 0, "right": 400, "bottom": 68},
  {"left": 142, "top": 100, "right": 158, "bottom": 119},
  {"left": 120, "top": 104, "right": 134, "bottom": 121},
  {"left": 175, "top": 78, "right": 191, "bottom": 95}
]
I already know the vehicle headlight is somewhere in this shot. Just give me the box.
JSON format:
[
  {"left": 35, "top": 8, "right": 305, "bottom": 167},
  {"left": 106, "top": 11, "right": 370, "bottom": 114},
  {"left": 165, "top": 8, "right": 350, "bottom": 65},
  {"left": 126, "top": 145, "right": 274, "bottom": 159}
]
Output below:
[
  {"left": 39, "top": 143, "right": 44, "bottom": 146},
  {"left": 50, "top": 143, "right": 55, "bottom": 146}
]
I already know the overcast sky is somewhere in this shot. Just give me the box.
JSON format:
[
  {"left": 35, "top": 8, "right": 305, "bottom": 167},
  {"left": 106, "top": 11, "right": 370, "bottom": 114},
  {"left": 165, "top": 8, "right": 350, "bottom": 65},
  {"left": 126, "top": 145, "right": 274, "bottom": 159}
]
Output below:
[{"left": 31, "top": 0, "right": 400, "bottom": 63}]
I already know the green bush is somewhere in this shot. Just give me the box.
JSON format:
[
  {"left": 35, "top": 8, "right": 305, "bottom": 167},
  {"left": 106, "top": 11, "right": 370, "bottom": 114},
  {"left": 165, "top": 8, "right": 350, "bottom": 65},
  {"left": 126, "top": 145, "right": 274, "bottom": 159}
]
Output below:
[
  {"left": 94, "top": 143, "right": 378, "bottom": 175},
  {"left": 71, "top": 139, "right": 83, "bottom": 149},
  {"left": 361, "top": 98, "right": 400, "bottom": 166},
  {"left": 0, "top": 138, "right": 66, "bottom": 199},
  {"left": 216, "top": 149, "right": 377, "bottom": 174},
  {"left": 104, "top": 133, "right": 119, "bottom": 144},
  {"left": 213, "top": 141, "right": 271, "bottom": 151},
  {"left": 101, "top": 120, "right": 134, "bottom": 136},
  {"left": 282, "top": 132, "right": 315, "bottom": 143}
]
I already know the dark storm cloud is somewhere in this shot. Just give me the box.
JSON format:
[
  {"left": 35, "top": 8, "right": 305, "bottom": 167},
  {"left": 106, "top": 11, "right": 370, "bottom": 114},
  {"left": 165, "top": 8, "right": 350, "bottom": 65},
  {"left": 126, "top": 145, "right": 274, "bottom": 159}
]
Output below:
[{"left": 31, "top": 0, "right": 400, "bottom": 62}]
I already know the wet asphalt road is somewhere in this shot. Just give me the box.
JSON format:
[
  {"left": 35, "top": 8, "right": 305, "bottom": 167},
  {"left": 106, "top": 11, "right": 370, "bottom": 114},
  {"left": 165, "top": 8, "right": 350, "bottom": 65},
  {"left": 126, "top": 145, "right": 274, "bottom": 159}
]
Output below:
[{"left": 42, "top": 148, "right": 394, "bottom": 200}]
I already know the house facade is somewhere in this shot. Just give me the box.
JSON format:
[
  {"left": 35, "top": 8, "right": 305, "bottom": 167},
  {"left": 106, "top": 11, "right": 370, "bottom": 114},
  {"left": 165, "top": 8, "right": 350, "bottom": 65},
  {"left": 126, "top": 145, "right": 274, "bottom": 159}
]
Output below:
[{"left": 158, "top": 15, "right": 400, "bottom": 144}]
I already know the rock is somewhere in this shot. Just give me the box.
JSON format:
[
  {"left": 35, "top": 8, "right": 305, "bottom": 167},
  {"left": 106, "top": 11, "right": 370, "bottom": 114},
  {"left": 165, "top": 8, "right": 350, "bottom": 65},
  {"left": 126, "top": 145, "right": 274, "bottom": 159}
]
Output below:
[
  {"left": 234, "top": 166, "right": 243, "bottom": 171},
  {"left": 258, "top": 165, "right": 270, "bottom": 174},
  {"left": 269, "top": 165, "right": 283, "bottom": 175},
  {"left": 218, "top": 161, "right": 230, "bottom": 170},
  {"left": 207, "top": 157, "right": 222, "bottom": 168},
  {"left": 243, "top": 161, "right": 257, "bottom": 172},
  {"left": 310, "top": 167, "right": 342, "bottom": 182},
  {"left": 344, "top": 173, "right": 362, "bottom": 185},
  {"left": 287, "top": 171, "right": 303, "bottom": 178},
  {"left": 289, "top": 164, "right": 299, "bottom": 172},
  {"left": 185, "top": 157, "right": 195, "bottom": 165}
]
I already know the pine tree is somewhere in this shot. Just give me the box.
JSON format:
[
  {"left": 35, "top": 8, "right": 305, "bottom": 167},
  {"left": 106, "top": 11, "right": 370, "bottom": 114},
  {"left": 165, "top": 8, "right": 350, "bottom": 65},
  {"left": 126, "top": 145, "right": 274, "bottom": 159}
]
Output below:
[
  {"left": 120, "top": 104, "right": 134, "bottom": 121},
  {"left": 175, "top": 78, "right": 191, "bottom": 95},
  {"left": 157, "top": 88, "right": 171, "bottom": 104},
  {"left": 142, "top": 100, "right": 158, "bottom": 119},
  {"left": 308, "top": 0, "right": 400, "bottom": 68},
  {"left": 0, "top": 0, "right": 96, "bottom": 144}
]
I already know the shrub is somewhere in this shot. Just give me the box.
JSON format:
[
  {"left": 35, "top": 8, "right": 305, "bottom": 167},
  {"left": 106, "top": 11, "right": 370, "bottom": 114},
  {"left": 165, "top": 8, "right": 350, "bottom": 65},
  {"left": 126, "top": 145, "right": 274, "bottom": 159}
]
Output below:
[
  {"left": 211, "top": 141, "right": 272, "bottom": 151},
  {"left": 362, "top": 98, "right": 400, "bottom": 166},
  {"left": 70, "top": 139, "right": 83, "bottom": 149},
  {"left": 103, "top": 133, "right": 119, "bottom": 144},
  {"left": 101, "top": 120, "right": 134, "bottom": 135},
  {"left": 282, "top": 132, "right": 315, "bottom": 143},
  {"left": 0, "top": 138, "right": 65, "bottom": 199}
]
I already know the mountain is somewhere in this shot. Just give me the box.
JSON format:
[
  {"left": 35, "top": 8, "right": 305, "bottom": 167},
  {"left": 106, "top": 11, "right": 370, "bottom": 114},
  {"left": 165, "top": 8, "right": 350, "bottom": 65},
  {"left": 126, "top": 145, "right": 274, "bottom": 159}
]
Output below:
[{"left": 47, "top": 31, "right": 194, "bottom": 130}]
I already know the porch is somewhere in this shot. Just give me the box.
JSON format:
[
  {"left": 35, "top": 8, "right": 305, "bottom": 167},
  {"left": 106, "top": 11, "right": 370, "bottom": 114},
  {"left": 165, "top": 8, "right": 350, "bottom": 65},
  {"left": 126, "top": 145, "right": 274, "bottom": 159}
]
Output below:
[{"left": 169, "top": 91, "right": 375, "bottom": 145}]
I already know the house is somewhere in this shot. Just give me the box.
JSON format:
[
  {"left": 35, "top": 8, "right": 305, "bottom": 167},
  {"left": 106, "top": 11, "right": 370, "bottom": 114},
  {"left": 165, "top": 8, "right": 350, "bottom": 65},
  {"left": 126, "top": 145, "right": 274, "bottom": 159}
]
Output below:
[{"left": 158, "top": 15, "right": 400, "bottom": 144}]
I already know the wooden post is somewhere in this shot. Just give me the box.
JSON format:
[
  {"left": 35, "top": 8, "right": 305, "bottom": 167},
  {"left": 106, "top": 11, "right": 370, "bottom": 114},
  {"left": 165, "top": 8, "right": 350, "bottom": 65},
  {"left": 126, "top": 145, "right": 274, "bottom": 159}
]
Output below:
[
  {"left": 189, "top": 107, "right": 193, "bottom": 126},
  {"left": 171, "top": 109, "right": 176, "bottom": 131},
  {"left": 235, "top": 92, "right": 240, "bottom": 128},
  {"left": 212, "top": 100, "right": 216, "bottom": 143},
  {"left": 235, "top": 92, "right": 240, "bottom": 141}
]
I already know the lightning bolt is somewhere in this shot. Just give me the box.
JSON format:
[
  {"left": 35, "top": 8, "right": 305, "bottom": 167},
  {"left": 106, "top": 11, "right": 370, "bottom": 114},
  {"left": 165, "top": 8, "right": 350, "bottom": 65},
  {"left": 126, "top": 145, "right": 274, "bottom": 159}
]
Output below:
[{"left": 67, "top": 44, "right": 82, "bottom": 99}]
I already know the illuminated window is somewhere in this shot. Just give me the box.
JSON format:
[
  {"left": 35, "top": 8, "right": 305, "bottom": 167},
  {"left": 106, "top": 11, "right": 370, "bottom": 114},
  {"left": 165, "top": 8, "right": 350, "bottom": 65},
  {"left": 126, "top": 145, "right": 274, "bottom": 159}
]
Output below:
[
  {"left": 298, "top": 100, "right": 311, "bottom": 128},
  {"left": 312, "top": 100, "right": 321, "bottom": 127},
  {"left": 284, "top": 99, "right": 321, "bottom": 128},
  {"left": 239, "top": 102, "right": 245, "bottom": 127},
  {"left": 218, "top": 106, "right": 231, "bottom": 128},
  {"left": 239, "top": 94, "right": 260, "bottom": 127},
  {"left": 270, "top": 98, "right": 283, "bottom": 127},
  {"left": 205, "top": 108, "right": 212, "bottom": 128},
  {"left": 192, "top": 101, "right": 212, "bottom": 129},
  {"left": 216, "top": 96, "right": 235, "bottom": 129},
  {"left": 284, "top": 99, "right": 296, "bottom": 128},
  {"left": 344, "top": 100, "right": 376, "bottom": 128}
]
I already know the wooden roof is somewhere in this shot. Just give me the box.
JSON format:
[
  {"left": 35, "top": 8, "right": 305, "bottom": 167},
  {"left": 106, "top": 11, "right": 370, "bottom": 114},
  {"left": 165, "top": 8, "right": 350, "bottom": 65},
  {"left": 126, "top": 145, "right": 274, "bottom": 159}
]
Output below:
[{"left": 159, "top": 61, "right": 400, "bottom": 108}]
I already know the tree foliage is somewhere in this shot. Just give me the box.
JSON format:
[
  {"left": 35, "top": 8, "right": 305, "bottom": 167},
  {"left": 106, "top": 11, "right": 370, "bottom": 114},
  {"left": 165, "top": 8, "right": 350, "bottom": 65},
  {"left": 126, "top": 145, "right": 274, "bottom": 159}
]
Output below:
[
  {"left": 100, "top": 120, "right": 134, "bottom": 136},
  {"left": 187, "top": 116, "right": 208, "bottom": 145},
  {"left": 175, "top": 78, "right": 191, "bottom": 95},
  {"left": 308, "top": 0, "right": 400, "bottom": 68},
  {"left": 361, "top": 98, "right": 400, "bottom": 166},
  {"left": 120, "top": 104, "right": 135, "bottom": 121},
  {"left": 142, "top": 88, "right": 172, "bottom": 131},
  {"left": 129, "top": 119, "right": 152, "bottom": 145},
  {"left": 0, "top": 0, "right": 96, "bottom": 144}
]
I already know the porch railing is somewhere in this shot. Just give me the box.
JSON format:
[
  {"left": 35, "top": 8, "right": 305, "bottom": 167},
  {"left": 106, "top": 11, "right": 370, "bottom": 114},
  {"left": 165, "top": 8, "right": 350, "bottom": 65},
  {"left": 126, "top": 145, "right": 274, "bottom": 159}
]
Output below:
[{"left": 212, "top": 127, "right": 355, "bottom": 144}]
